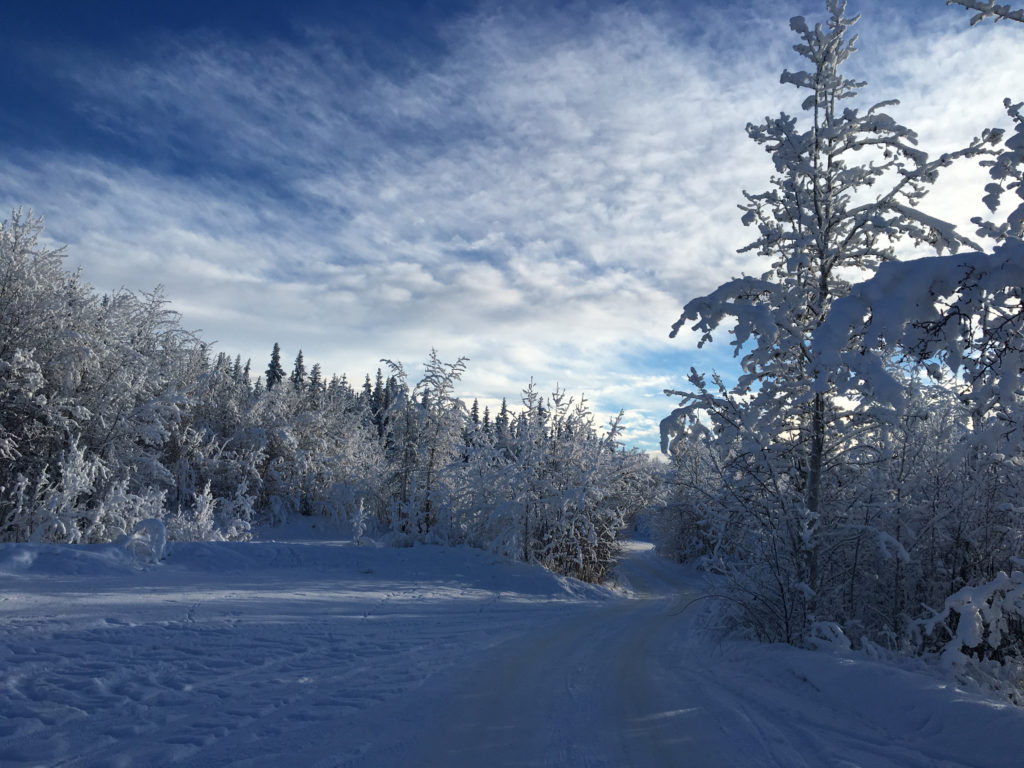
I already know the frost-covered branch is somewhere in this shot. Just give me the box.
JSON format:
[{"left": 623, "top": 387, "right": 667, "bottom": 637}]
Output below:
[{"left": 947, "top": 0, "right": 1024, "bottom": 24}]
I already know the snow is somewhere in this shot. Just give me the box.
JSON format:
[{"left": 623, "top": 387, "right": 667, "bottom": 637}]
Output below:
[{"left": 2, "top": 523, "right": 1023, "bottom": 767}]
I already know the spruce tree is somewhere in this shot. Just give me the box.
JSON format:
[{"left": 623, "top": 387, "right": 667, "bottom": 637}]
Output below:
[
  {"left": 370, "top": 369, "right": 387, "bottom": 437},
  {"left": 265, "top": 343, "right": 285, "bottom": 391},
  {"left": 372, "top": 369, "right": 385, "bottom": 414},
  {"left": 290, "top": 350, "right": 306, "bottom": 391},
  {"left": 308, "top": 362, "right": 323, "bottom": 401},
  {"left": 496, "top": 398, "right": 510, "bottom": 437}
]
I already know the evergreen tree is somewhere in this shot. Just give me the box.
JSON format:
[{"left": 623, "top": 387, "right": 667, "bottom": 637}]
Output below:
[
  {"left": 371, "top": 369, "right": 387, "bottom": 437},
  {"left": 372, "top": 369, "right": 385, "bottom": 414},
  {"left": 307, "top": 362, "right": 323, "bottom": 404},
  {"left": 535, "top": 398, "right": 547, "bottom": 437},
  {"left": 496, "top": 398, "right": 510, "bottom": 437},
  {"left": 265, "top": 343, "right": 285, "bottom": 391},
  {"left": 308, "top": 363, "right": 322, "bottom": 392},
  {"left": 361, "top": 374, "right": 373, "bottom": 407},
  {"left": 326, "top": 374, "right": 342, "bottom": 401},
  {"left": 290, "top": 350, "right": 306, "bottom": 391}
]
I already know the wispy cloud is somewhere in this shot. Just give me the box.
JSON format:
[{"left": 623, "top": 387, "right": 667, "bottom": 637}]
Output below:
[{"left": 4, "top": 1, "right": 1023, "bottom": 448}]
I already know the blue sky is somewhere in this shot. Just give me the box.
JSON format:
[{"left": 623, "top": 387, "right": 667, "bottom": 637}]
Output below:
[{"left": 3, "top": 0, "right": 1022, "bottom": 450}]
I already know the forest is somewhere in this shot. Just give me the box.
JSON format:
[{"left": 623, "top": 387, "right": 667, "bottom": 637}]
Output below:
[
  {"left": 0, "top": 211, "right": 660, "bottom": 582},
  {"left": 2, "top": 0, "right": 1023, "bottom": 704}
]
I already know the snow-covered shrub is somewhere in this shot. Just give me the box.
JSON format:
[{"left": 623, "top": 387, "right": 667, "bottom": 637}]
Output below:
[
  {"left": 920, "top": 568, "right": 1024, "bottom": 703},
  {"left": 166, "top": 483, "right": 220, "bottom": 541},
  {"left": 15, "top": 440, "right": 104, "bottom": 544},
  {"left": 82, "top": 480, "right": 167, "bottom": 543},
  {"left": 352, "top": 499, "right": 369, "bottom": 545},
  {"left": 212, "top": 487, "right": 256, "bottom": 541},
  {"left": 650, "top": 437, "right": 717, "bottom": 563},
  {"left": 450, "top": 384, "right": 657, "bottom": 582},
  {"left": 166, "top": 483, "right": 252, "bottom": 542},
  {"left": 124, "top": 518, "right": 167, "bottom": 564}
]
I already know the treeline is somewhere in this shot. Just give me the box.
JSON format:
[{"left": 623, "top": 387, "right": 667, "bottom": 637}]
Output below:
[{"left": 0, "top": 211, "right": 658, "bottom": 581}]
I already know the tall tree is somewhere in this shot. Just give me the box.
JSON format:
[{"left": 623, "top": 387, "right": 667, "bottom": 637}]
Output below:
[
  {"left": 663, "top": 0, "right": 975, "bottom": 642},
  {"left": 496, "top": 398, "right": 510, "bottom": 437},
  {"left": 265, "top": 343, "right": 285, "bottom": 391},
  {"left": 360, "top": 373, "right": 373, "bottom": 411},
  {"left": 290, "top": 350, "right": 306, "bottom": 391},
  {"left": 308, "top": 362, "right": 323, "bottom": 401}
]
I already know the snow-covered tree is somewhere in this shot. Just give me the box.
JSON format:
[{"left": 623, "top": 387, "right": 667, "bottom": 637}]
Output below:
[
  {"left": 0, "top": 209, "right": 656, "bottom": 582},
  {"left": 265, "top": 343, "right": 285, "bottom": 391},
  {"left": 797, "top": 8, "right": 1024, "bottom": 675},
  {"left": 662, "top": 1, "right": 980, "bottom": 642},
  {"left": 290, "top": 350, "right": 306, "bottom": 392},
  {"left": 0, "top": 211, "right": 252, "bottom": 543},
  {"left": 376, "top": 352, "right": 468, "bottom": 539},
  {"left": 458, "top": 382, "right": 657, "bottom": 581},
  {"left": 307, "top": 362, "right": 323, "bottom": 404}
]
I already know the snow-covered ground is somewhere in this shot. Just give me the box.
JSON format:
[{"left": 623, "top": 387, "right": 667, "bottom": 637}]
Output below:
[{"left": 2, "top": 521, "right": 1023, "bottom": 767}]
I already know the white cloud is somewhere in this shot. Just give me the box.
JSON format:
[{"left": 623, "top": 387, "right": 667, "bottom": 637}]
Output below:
[{"left": 4, "top": 1, "right": 1024, "bottom": 449}]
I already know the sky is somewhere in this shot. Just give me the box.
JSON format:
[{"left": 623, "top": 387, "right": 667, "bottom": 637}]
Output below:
[{"left": 2, "top": 0, "right": 1022, "bottom": 450}]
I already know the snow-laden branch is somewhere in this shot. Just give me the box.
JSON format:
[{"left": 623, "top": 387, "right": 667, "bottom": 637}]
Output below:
[
  {"left": 947, "top": 0, "right": 1024, "bottom": 24},
  {"left": 814, "top": 239, "right": 1024, "bottom": 414}
]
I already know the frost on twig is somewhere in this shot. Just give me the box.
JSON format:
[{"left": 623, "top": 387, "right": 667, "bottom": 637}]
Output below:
[{"left": 947, "top": 0, "right": 1024, "bottom": 25}]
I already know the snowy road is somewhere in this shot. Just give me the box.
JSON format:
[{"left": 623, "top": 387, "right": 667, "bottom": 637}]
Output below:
[
  {"left": 3, "top": 533, "right": 1024, "bottom": 767},
  {"left": 386, "top": 543, "right": 733, "bottom": 767},
  {"left": 336, "top": 541, "right": 1024, "bottom": 768}
]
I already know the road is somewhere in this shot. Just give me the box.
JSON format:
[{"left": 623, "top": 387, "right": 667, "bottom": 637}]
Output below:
[
  {"left": 332, "top": 540, "right": 1024, "bottom": 768},
  {"left": 340, "top": 541, "right": 740, "bottom": 767}
]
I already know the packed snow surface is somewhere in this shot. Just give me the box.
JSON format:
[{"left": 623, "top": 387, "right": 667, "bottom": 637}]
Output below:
[{"left": 2, "top": 522, "right": 1023, "bottom": 767}]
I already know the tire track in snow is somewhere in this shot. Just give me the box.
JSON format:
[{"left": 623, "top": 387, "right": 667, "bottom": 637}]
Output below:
[{"left": 336, "top": 544, "right": 735, "bottom": 767}]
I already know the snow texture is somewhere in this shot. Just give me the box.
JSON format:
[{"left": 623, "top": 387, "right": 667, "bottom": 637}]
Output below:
[{"left": 2, "top": 521, "right": 1023, "bottom": 767}]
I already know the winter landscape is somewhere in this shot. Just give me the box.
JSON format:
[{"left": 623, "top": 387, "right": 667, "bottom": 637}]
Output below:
[
  {"left": 4, "top": 0, "right": 1024, "bottom": 765},
  {"left": 4, "top": 524, "right": 1024, "bottom": 767}
]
